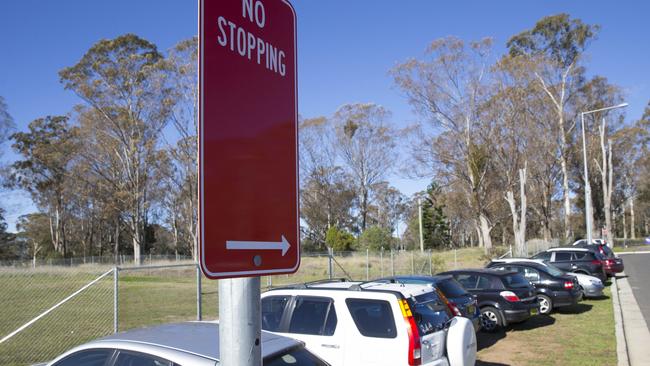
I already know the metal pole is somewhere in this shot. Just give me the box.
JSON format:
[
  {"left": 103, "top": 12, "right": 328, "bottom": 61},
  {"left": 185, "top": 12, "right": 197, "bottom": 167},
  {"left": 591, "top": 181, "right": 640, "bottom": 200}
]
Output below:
[
  {"left": 219, "top": 277, "right": 261, "bottom": 366},
  {"left": 196, "top": 264, "right": 202, "bottom": 321},
  {"left": 418, "top": 198, "right": 424, "bottom": 253},
  {"left": 328, "top": 247, "right": 333, "bottom": 280},
  {"left": 380, "top": 248, "right": 384, "bottom": 277},
  {"left": 366, "top": 249, "right": 369, "bottom": 280},
  {"left": 581, "top": 112, "right": 593, "bottom": 245},
  {"left": 391, "top": 250, "right": 395, "bottom": 276},
  {"left": 428, "top": 249, "right": 432, "bottom": 275},
  {"left": 113, "top": 267, "right": 119, "bottom": 333}
]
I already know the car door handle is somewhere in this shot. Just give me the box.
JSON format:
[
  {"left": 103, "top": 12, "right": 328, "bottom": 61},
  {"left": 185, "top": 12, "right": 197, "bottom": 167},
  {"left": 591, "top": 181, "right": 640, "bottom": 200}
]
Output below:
[{"left": 321, "top": 344, "right": 340, "bottom": 349}]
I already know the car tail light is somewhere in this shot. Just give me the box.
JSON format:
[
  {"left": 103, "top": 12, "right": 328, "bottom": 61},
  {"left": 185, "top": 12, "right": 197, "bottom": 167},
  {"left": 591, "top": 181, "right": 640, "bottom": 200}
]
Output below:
[
  {"left": 499, "top": 291, "right": 520, "bottom": 302},
  {"left": 564, "top": 281, "right": 574, "bottom": 289},
  {"left": 448, "top": 301, "right": 463, "bottom": 317},
  {"left": 604, "top": 259, "right": 614, "bottom": 268},
  {"left": 398, "top": 299, "right": 421, "bottom": 366}
]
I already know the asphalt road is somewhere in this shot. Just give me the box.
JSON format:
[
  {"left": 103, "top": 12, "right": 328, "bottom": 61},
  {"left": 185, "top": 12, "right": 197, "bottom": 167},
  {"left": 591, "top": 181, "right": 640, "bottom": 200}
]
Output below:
[{"left": 620, "top": 252, "right": 650, "bottom": 331}]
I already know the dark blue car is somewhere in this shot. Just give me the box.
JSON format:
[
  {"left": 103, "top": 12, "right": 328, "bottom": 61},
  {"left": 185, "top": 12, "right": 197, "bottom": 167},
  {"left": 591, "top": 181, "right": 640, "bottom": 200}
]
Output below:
[{"left": 376, "top": 275, "right": 481, "bottom": 332}]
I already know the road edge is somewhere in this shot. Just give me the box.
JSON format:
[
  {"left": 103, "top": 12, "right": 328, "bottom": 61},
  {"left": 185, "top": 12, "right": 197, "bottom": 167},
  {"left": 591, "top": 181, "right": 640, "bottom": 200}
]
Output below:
[{"left": 612, "top": 275, "right": 630, "bottom": 366}]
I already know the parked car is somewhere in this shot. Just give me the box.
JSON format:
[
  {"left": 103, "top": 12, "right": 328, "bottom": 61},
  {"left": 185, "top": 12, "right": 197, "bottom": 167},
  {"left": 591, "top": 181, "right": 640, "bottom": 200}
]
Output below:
[
  {"left": 261, "top": 279, "right": 477, "bottom": 366},
  {"left": 486, "top": 261, "right": 581, "bottom": 314},
  {"left": 572, "top": 240, "right": 624, "bottom": 276},
  {"left": 531, "top": 247, "right": 607, "bottom": 282},
  {"left": 375, "top": 275, "right": 481, "bottom": 332},
  {"left": 40, "top": 321, "right": 329, "bottom": 366},
  {"left": 437, "top": 269, "right": 540, "bottom": 332},
  {"left": 489, "top": 258, "right": 605, "bottom": 298}
]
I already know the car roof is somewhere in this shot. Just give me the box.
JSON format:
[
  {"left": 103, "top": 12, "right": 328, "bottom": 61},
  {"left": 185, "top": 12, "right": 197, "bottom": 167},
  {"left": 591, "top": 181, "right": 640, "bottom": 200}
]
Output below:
[
  {"left": 547, "top": 247, "right": 589, "bottom": 252},
  {"left": 441, "top": 268, "right": 518, "bottom": 277},
  {"left": 91, "top": 322, "right": 301, "bottom": 360},
  {"left": 377, "top": 274, "right": 455, "bottom": 282},
  {"left": 491, "top": 258, "right": 546, "bottom": 265},
  {"left": 489, "top": 260, "right": 549, "bottom": 271},
  {"left": 308, "top": 280, "right": 437, "bottom": 298}
]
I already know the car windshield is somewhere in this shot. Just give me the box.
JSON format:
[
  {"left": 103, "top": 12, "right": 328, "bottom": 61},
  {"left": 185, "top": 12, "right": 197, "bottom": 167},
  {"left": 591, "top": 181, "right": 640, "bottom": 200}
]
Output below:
[
  {"left": 502, "top": 274, "right": 530, "bottom": 288},
  {"left": 435, "top": 278, "right": 468, "bottom": 297},
  {"left": 410, "top": 292, "right": 451, "bottom": 336},
  {"left": 543, "top": 263, "right": 566, "bottom": 277}
]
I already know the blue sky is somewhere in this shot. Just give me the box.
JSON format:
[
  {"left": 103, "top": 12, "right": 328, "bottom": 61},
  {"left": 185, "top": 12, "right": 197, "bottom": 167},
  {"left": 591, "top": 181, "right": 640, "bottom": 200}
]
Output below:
[{"left": 1, "top": 0, "right": 649, "bottom": 231}]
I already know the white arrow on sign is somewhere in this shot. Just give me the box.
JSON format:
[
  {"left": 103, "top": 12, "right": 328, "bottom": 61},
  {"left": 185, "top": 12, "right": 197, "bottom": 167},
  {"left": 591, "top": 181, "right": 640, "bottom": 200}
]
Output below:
[{"left": 226, "top": 235, "right": 291, "bottom": 256}]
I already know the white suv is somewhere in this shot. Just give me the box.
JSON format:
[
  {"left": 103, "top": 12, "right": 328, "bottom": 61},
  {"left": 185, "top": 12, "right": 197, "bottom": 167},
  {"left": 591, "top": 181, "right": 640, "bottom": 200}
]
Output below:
[{"left": 261, "top": 279, "right": 476, "bottom": 366}]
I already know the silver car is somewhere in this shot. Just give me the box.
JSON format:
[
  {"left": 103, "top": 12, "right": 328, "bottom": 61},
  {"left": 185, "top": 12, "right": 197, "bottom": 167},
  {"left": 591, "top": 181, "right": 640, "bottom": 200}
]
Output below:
[{"left": 40, "top": 322, "right": 329, "bottom": 366}]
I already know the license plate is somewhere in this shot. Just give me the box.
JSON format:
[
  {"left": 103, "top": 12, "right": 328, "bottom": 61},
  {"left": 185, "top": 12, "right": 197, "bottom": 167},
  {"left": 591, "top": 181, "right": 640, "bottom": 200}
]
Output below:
[
  {"left": 530, "top": 308, "right": 538, "bottom": 316},
  {"left": 467, "top": 305, "right": 475, "bottom": 314}
]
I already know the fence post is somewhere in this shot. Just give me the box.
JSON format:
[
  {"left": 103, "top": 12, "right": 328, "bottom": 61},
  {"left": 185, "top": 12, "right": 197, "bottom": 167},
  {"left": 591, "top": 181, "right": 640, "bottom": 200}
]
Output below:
[
  {"left": 509, "top": 245, "right": 513, "bottom": 258},
  {"left": 196, "top": 264, "right": 202, "bottom": 321},
  {"left": 380, "top": 248, "right": 384, "bottom": 277},
  {"left": 391, "top": 250, "right": 394, "bottom": 276},
  {"left": 366, "top": 249, "right": 369, "bottom": 281},
  {"left": 429, "top": 249, "right": 432, "bottom": 275},
  {"left": 328, "top": 248, "right": 333, "bottom": 280},
  {"left": 267, "top": 276, "right": 272, "bottom": 288},
  {"left": 411, "top": 251, "right": 415, "bottom": 274},
  {"left": 113, "top": 267, "right": 119, "bottom": 333},
  {"left": 454, "top": 249, "right": 458, "bottom": 268}
]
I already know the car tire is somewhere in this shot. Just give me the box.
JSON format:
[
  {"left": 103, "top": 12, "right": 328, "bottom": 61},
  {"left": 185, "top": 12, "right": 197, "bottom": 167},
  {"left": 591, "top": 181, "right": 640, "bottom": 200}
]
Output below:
[
  {"left": 538, "top": 294, "right": 553, "bottom": 315},
  {"left": 480, "top": 306, "right": 503, "bottom": 333}
]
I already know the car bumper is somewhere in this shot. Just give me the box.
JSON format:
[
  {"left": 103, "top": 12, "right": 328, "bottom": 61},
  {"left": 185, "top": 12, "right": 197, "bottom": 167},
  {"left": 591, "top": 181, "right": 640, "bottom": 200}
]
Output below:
[
  {"left": 552, "top": 290, "right": 581, "bottom": 307},
  {"left": 504, "top": 307, "right": 535, "bottom": 324},
  {"left": 582, "top": 283, "right": 605, "bottom": 298},
  {"left": 605, "top": 263, "right": 624, "bottom": 276},
  {"left": 423, "top": 357, "right": 450, "bottom": 366}
]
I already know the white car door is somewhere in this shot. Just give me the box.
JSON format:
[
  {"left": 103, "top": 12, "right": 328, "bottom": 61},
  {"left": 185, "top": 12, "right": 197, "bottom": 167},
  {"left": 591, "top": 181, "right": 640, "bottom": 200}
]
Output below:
[{"left": 281, "top": 295, "right": 345, "bottom": 366}]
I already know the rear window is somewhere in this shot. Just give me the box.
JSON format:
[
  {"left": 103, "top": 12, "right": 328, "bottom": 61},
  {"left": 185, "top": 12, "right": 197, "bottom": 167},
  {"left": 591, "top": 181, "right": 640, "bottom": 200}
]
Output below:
[
  {"left": 264, "top": 346, "right": 329, "bottom": 366},
  {"left": 436, "top": 278, "right": 468, "bottom": 297},
  {"left": 410, "top": 292, "right": 452, "bottom": 336},
  {"left": 502, "top": 274, "right": 530, "bottom": 288},
  {"left": 346, "top": 299, "right": 397, "bottom": 338},
  {"left": 262, "top": 296, "right": 290, "bottom": 332}
]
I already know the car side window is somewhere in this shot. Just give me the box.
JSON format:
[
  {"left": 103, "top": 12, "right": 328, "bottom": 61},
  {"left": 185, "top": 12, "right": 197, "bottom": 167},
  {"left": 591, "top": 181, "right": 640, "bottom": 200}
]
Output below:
[
  {"left": 455, "top": 274, "right": 478, "bottom": 289},
  {"left": 346, "top": 298, "right": 397, "bottom": 338},
  {"left": 574, "top": 252, "right": 590, "bottom": 260},
  {"left": 476, "top": 275, "right": 492, "bottom": 289},
  {"left": 114, "top": 351, "right": 172, "bottom": 366},
  {"left": 523, "top": 267, "right": 540, "bottom": 282},
  {"left": 554, "top": 252, "right": 572, "bottom": 261},
  {"left": 288, "top": 297, "right": 337, "bottom": 336},
  {"left": 262, "top": 296, "right": 290, "bottom": 332},
  {"left": 52, "top": 349, "right": 115, "bottom": 366}
]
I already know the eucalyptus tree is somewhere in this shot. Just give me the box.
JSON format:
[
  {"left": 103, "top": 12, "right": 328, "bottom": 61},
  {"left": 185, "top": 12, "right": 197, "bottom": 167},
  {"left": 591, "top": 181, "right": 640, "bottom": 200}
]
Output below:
[
  {"left": 9, "top": 116, "right": 78, "bottom": 257},
  {"left": 507, "top": 14, "right": 599, "bottom": 240},
  {"left": 332, "top": 103, "right": 397, "bottom": 232},
  {"left": 392, "top": 37, "right": 497, "bottom": 251},
  {"left": 60, "top": 34, "right": 174, "bottom": 264},
  {"left": 164, "top": 37, "right": 199, "bottom": 260}
]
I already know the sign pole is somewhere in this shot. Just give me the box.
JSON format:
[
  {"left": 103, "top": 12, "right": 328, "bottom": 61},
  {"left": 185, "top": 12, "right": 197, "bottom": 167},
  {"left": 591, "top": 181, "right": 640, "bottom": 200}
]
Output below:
[{"left": 219, "top": 277, "right": 261, "bottom": 366}]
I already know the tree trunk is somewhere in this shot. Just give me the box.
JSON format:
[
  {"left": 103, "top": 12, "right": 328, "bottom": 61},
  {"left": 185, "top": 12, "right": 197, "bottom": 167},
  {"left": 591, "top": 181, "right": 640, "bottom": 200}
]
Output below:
[
  {"left": 479, "top": 214, "right": 493, "bottom": 253},
  {"left": 623, "top": 203, "right": 628, "bottom": 240},
  {"left": 630, "top": 198, "right": 636, "bottom": 239},
  {"left": 506, "top": 165, "right": 527, "bottom": 257},
  {"left": 114, "top": 216, "right": 120, "bottom": 265}
]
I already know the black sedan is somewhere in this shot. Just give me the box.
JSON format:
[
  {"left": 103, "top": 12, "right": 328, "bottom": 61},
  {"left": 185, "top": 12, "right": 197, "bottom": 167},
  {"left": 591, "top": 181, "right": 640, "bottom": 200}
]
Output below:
[
  {"left": 438, "top": 269, "right": 540, "bottom": 332},
  {"left": 486, "top": 261, "right": 582, "bottom": 315}
]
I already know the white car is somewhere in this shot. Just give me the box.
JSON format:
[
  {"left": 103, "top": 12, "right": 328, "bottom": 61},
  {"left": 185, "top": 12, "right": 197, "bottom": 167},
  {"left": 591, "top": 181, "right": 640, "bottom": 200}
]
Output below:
[
  {"left": 490, "top": 258, "right": 604, "bottom": 298},
  {"left": 261, "top": 279, "right": 476, "bottom": 366}
]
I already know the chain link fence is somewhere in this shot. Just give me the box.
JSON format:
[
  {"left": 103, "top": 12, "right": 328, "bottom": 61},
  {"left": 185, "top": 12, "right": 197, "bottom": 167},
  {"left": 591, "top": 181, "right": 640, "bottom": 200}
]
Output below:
[{"left": 1, "top": 241, "right": 558, "bottom": 365}]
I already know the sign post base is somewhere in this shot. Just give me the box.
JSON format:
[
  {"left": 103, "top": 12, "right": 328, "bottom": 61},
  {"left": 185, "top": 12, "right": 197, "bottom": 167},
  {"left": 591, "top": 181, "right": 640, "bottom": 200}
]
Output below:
[{"left": 219, "top": 277, "right": 261, "bottom": 366}]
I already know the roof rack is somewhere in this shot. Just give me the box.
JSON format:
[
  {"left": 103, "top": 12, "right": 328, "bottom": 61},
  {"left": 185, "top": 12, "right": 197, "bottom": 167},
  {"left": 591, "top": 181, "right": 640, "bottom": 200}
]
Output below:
[{"left": 268, "top": 278, "right": 350, "bottom": 290}]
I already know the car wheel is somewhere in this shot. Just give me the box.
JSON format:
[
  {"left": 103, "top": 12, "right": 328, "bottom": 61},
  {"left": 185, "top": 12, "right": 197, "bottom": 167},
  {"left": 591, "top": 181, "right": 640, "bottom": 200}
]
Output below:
[
  {"left": 480, "top": 306, "right": 502, "bottom": 333},
  {"left": 538, "top": 294, "right": 552, "bottom": 315}
]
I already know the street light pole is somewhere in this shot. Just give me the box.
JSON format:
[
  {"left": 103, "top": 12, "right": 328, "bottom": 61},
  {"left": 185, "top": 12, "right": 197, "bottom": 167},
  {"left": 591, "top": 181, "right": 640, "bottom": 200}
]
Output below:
[{"left": 580, "top": 103, "right": 628, "bottom": 244}]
